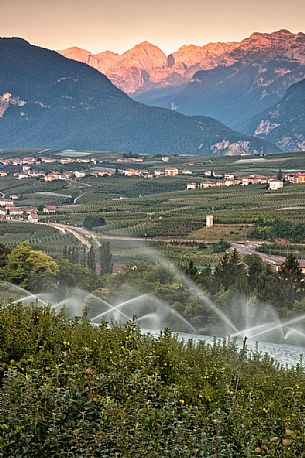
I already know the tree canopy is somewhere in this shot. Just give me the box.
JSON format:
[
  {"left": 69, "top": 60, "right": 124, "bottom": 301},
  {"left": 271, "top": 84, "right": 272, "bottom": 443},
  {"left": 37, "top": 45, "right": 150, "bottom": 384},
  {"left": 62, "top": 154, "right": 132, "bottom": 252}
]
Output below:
[{"left": 3, "top": 241, "right": 59, "bottom": 291}]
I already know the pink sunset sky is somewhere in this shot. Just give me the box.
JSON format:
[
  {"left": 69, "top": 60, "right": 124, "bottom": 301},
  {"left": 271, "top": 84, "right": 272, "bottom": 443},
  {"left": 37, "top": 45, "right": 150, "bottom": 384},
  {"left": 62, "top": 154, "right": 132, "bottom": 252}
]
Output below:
[{"left": 1, "top": 0, "right": 305, "bottom": 53}]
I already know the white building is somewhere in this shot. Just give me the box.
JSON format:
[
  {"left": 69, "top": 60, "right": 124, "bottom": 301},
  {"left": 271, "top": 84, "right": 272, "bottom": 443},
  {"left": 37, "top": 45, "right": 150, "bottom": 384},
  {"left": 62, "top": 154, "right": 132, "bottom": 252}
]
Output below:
[
  {"left": 186, "top": 183, "right": 197, "bottom": 190},
  {"left": 0, "top": 199, "right": 13, "bottom": 207},
  {"left": 154, "top": 170, "right": 164, "bottom": 177},
  {"left": 224, "top": 174, "right": 235, "bottom": 180},
  {"left": 269, "top": 180, "right": 284, "bottom": 190},
  {"left": 74, "top": 171, "right": 87, "bottom": 178},
  {"left": 206, "top": 215, "right": 214, "bottom": 228},
  {"left": 28, "top": 213, "right": 39, "bottom": 223},
  {"left": 165, "top": 167, "right": 179, "bottom": 176}
]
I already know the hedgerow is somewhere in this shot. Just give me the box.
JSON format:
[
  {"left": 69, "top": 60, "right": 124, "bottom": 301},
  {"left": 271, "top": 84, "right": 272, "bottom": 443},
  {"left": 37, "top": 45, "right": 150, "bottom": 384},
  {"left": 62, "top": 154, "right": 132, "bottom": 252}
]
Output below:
[{"left": 1, "top": 303, "right": 305, "bottom": 456}]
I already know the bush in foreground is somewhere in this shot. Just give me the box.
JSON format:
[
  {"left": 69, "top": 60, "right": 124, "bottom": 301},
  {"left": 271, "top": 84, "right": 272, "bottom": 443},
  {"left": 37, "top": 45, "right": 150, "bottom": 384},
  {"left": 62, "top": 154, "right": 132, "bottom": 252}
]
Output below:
[{"left": 1, "top": 303, "right": 305, "bottom": 456}]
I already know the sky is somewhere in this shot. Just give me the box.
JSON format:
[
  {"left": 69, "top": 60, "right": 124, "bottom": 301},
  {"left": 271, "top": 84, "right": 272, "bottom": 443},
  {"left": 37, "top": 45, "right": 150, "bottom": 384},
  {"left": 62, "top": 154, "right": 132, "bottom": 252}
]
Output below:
[{"left": 1, "top": 0, "right": 305, "bottom": 54}]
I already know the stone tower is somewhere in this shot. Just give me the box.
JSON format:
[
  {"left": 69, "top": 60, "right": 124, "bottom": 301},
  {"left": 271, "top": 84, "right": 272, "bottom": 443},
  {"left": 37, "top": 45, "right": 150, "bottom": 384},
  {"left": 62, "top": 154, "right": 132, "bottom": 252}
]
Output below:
[{"left": 206, "top": 215, "right": 214, "bottom": 228}]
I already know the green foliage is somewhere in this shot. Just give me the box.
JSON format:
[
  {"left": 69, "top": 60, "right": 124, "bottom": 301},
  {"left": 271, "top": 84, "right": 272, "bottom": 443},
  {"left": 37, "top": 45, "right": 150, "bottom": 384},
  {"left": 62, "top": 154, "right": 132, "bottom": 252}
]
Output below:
[
  {"left": 0, "top": 38, "right": 270, "bottom": 154},
  {"left": 98, "top": 242, "right": 113, "bottom": 274},
  {"left": 256, "top": 242, "right": 305, "bottom": 258},
  {"left": 213, "top": 239, "right": 231, "bottom": 253},
  {"left": 212, "top": 249, "right": 247, "bottom": 293},
  {"left": 1, "top": 304, "right": 305, "bottom": 456},
  {"left": 0, "top": 243, "right": 10, "bottom": 268},
  {"left": 2, "top": 241, "right": 59, "bottom": 291},
  {"left": 250, "top": 219, "right": 305, "bottom": 243},
  {"left": 86, "top": 246, "right": 96, "bottom": 272},
  {"left": 83, "top": 215, "right": 106, "bottom": 230},
  {"left": 56, "top": 258, "right": 103, "bottom": 292}
]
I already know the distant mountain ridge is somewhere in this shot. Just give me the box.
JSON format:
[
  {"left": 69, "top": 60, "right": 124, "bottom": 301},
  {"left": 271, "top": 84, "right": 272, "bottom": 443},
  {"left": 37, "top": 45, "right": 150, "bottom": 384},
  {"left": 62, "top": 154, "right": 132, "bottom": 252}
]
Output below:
[
  {"left": 58, "top": 40, "right": 239, "bottom": 94},
  {"left": 0, "top": 38, "right": 274, "bottom": 155},
  {"left": 244, "top": 78, "right": 305, "bottom": 151},
  {"left": 135, "top": 30, "right": 305, "bottom": 131},
  {"left": 58, "top": 30, "right": 305, "bottom": 97},
  {"left": 59, "top": 30, "right": 305, "bottom": 141}
]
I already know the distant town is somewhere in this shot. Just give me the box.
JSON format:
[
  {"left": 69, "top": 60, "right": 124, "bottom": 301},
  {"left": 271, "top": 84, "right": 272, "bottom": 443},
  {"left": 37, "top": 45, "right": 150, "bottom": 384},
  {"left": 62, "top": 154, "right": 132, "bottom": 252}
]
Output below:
[{"left": 0, "top": 152, "right": 305, "bottom": 223}]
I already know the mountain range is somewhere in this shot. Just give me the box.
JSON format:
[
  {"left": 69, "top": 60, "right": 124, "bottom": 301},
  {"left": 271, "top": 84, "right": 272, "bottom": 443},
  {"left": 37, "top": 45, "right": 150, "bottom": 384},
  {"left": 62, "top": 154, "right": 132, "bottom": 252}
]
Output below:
[
  {"left": 0, "top": 38, "right": 272, "bottom": 154},
  {"left": 59, "top": 40, "right": 238, "bottom": 95},
  {"left": 244, "top": 78, "right": 305, "bottom": 151},
  {"left": 59, "top": 30, "right": 305, "bottom": 135}
]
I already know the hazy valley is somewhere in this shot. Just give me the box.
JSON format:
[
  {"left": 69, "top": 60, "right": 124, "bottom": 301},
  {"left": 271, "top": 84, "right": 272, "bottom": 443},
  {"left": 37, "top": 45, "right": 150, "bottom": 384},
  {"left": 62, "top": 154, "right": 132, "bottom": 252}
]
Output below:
[{"left": 2, "top": 9, "right": 305, "bottom": 454}]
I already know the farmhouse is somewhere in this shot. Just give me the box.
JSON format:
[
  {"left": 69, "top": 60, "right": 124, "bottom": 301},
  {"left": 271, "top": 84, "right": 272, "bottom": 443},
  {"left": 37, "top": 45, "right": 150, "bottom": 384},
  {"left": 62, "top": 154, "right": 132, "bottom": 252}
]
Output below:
[
  {"left": 295, "top": 173, "right": 305, "bottom": 184},
  {"left": 199, "top": 181, "right": 216, "bottom": 189},
  {"left": 74, "top": 171, "right": 87, "bottom": 178},
  {"left": 186, "top": 183, "right": 197, "bottom": 190},
  {"left": 269, "top": 180, "right": 284, "bottom": 190},
  {"left": 241, "top": 175, "right": 270, "bottom": 186},
  {"left": 164, "top": 167, "right": 179, "bottom": 176},
  {"left": 0, "top": 199, "right": 14, "bottom": 207},
  {"left": 26, "top": 207, "right": 38, "bottom": 215},
  {"left": 92, "top": 170, "right": 114, "bottom": 177},
  {"left": 59, "top": 158, "right": 75, "bottom": 165},
  {"left": 28, "top": 213, "right": 39, "bottom": 223},
  {"left": 224, "top": 174, "right": 235, "bottom": 180},
  {"left": 43, "top": 205, "right": 57, "bottom": 214},
  {"left": 7, "top": 207, "right": 24, "bottom": 216},
  {"left": 14, "top": 173, "right": 30, "bottom": 180},
  {"left": 63, "top": 171, "right": 74, "bottom": 179},
  {"left": 45, "top": 173, "right": 66, "bottom": 182},
  {"left": 41, "top": 157, "right": 57, "bottom": 164},
  {"left": 117, "top": 158, "right": 144, "bottom": 163},
  {"left": 154, "top": 170, "right": 164, "bottom": 177},
  {"left": 22, "top": 157, "right": 37, "bottom": 165},
  {"left": 275, "top": 260, "right": 305, "bottom": 275},
  {"left": 123, "top": 169, "right": 141, "bottom": 177}
]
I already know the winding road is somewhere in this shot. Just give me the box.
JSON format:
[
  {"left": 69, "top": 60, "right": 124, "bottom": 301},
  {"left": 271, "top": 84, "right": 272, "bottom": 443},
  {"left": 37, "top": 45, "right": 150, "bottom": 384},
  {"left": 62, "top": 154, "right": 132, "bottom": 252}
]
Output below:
[{"left": 39, "top": 221, "right": 289, "bottom": 267}]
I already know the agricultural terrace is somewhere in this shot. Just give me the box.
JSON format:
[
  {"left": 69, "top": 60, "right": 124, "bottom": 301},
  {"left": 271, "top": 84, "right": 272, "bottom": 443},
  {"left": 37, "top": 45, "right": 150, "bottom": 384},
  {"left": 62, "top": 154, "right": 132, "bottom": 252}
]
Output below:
[{"left": 1, "top": 150, "right": 305, "bottom": 264}]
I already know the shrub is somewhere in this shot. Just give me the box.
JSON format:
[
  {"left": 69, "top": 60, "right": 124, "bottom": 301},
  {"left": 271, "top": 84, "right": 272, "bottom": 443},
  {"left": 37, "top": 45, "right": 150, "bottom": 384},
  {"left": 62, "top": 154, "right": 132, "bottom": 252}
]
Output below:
[{"left": 1, "top": 303, "right": 305, "bottom": 456}]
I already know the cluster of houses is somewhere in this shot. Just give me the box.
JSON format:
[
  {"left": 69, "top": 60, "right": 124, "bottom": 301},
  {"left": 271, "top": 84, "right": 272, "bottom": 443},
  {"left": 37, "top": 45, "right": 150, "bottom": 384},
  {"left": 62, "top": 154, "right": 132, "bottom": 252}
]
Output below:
[
  {"left": 284, "top": 172, "right": 305, "bottom": 184},
  {"left": 11, "top": 169, "right": 90, "bottom": 182},
  {"left": 0, "top": 154, "right": 191, "bottom": 182},
  {"left": 0, "top": 155, "right": 97, "bottom": 167},
  {"left": 187, "top": 173, "right": 286, "bottom": 191},
  {"left": 0, "top": 198, "right": 57, "bottom": 223},
  {"left": 122, "top": 167, "right": 192, "bottom": 178},
  {"left": 3, "top": 154, "right": 305, "bottom": 188},
  {"left": 0, "top": 155, "right": 101, "bottom": 182},
  {"left": 117, "top": 155, "right": 170, "bottom": 163}
]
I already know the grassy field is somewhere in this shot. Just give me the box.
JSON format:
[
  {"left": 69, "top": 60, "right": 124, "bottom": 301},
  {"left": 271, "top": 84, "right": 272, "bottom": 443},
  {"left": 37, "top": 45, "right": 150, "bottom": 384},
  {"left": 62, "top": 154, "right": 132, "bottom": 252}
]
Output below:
[{"left": 190, "top": 224, "right": 252, "bottom": 241}]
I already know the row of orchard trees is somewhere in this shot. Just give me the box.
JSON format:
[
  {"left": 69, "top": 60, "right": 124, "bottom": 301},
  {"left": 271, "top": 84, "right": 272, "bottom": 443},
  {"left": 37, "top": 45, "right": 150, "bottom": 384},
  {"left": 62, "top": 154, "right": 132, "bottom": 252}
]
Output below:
[{"left": 62, "top": 242, "right": 112, "bottom": 274}]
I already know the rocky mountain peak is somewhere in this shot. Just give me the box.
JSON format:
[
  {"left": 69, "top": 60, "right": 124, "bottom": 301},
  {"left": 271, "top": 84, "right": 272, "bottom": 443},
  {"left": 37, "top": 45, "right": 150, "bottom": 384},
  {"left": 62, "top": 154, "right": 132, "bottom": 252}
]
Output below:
[
  {"left": 57, "top": 30, "right": 305, "bottom": 94},
  {"left": 120, "top": 41, "right": 167, "bottom": 69},
  {"left": 59, "top": 46, "right": 92, "bottom": 61}
]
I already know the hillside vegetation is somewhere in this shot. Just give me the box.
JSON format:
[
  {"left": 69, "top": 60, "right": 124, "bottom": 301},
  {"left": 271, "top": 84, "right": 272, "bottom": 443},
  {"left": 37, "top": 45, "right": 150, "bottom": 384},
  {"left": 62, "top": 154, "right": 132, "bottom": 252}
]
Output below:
[
  {"left": 0, "top": 38, "right": 272, "bottom": 154},
  {"left": 1, "top": 303, "right": 305, "bottom": 457}
]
